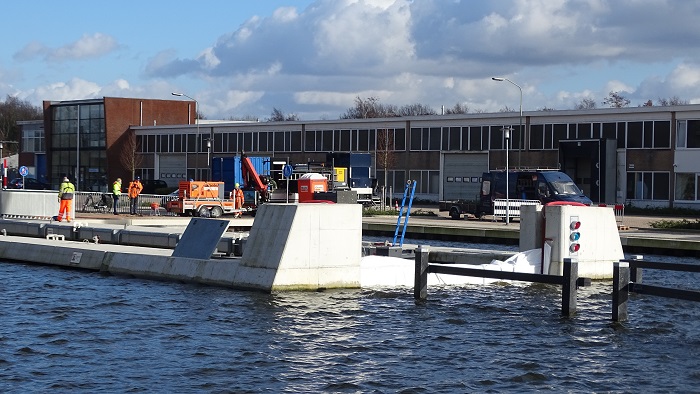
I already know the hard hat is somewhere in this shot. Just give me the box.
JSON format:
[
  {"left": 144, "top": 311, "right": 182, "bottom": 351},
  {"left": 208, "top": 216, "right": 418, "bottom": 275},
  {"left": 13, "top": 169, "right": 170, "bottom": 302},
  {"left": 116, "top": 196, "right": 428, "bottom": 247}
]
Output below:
[
  {"left": 235, "top": 183, "right": 240, "bottom": 188},
  {"left": 63, "top": 177, "right": 69, "bottom": 182},
  {"left": 136, "top": 176, "right": 140, "bottom": 180},
  {"left": 117, "top": 178, "right": 122, "bottom": 182}
]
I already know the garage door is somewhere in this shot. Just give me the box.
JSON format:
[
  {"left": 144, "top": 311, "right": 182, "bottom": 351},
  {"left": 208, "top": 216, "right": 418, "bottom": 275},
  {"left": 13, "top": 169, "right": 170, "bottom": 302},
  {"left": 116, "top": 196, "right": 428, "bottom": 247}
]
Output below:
[
  {"left": 441, "top": 153, "right": 488, "bottom": 201},
  {"left": 158, "top": 154, "right": 187, "bottom": 188}
]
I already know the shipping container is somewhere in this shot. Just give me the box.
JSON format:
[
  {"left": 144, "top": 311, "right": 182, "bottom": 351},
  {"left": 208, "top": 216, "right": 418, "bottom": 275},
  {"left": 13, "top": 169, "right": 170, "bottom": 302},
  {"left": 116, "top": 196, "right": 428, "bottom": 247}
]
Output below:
[{"left": 211, "top": 156, "right": 270, "bottom": 193}]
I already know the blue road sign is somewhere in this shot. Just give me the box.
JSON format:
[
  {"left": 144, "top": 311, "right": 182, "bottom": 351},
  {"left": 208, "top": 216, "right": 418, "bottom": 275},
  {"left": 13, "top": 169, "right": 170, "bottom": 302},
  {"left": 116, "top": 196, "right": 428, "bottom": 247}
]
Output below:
[
  {"left": 283, "top": 164, "right": 293, "bottom": 178},
  {"left": 19, "top": 166, "right": 29, "bottom": 177}
]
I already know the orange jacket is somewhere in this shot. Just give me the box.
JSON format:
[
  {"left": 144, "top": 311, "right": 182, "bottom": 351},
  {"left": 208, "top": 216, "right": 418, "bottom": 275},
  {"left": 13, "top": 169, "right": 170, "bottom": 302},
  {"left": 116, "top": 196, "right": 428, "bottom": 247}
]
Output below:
[{"left": 128, "top": 180, "right": 143, "bottom": 198}]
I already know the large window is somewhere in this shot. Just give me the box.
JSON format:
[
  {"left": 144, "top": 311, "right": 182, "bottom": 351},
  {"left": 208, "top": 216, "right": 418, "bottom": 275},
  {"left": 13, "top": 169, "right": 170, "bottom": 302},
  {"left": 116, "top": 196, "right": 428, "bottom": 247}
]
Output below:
[
  {"left": 22, "top": 124, "right": 45, "bottom": 153},
  {"left": 677, "top": 120, "right": 700, "bottom": 148},
  {"left": 409, "top": 127, "right": 441, "bottom": 151},
  {"left": 626, "top": 172, "right": 670, "bottom": 200},
  {"left": 51, "top": 103, "right": 106, "bottom": 190},
  {"left": 408, "top": 170, "right": 440, "bottom": 195},
  {"left": 627, "top": 121, "right": 671, "bottom": 149},
  {"left": 675, "top": 173, "right": 699, "bottom": 201}
]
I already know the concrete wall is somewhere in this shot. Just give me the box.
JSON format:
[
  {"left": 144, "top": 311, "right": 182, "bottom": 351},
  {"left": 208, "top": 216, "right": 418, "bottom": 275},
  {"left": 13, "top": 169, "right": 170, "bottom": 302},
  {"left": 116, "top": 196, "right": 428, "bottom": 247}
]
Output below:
[
  {"left": 242, "top": 203, "right": 363, "bottom": 291},
  {"left": 0, "top": 189, "right": 63, "bottom": 219}
]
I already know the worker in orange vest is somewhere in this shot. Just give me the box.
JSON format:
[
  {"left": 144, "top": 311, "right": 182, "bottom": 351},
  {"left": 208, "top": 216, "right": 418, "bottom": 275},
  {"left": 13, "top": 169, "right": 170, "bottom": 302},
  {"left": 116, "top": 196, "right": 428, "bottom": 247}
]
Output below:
[
  {"left": 233, "top": 182, "right": 244, "bottom": 218},
  {"left": 128, "top": 176, "right": 144, "bottom": 215}
]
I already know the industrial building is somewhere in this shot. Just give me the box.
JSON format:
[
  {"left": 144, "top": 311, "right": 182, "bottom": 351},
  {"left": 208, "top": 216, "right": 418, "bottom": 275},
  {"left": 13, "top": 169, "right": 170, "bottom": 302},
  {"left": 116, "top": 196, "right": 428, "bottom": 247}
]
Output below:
[{"left": 15, "top": 98, "right": 700, "bottom": 208}]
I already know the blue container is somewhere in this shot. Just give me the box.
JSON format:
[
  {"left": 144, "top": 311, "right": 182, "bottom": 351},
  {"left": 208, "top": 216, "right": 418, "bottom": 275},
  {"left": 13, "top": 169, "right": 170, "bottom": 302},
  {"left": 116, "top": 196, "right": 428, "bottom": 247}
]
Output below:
[{"left": 211, "top": 156, "right": 270, "bottom": 193}]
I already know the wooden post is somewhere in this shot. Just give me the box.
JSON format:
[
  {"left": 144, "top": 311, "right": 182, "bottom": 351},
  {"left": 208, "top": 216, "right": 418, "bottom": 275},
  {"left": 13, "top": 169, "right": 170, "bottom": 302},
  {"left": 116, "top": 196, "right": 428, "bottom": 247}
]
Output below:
[
  {"left": 612, "top": 261, "right": 630, "bottom": 322},
  {"left": 561, "top": 258, "right": 578, "bottom": 317},
  {"left": 414, "top": 245, "right": 429, "bottom": 300}
]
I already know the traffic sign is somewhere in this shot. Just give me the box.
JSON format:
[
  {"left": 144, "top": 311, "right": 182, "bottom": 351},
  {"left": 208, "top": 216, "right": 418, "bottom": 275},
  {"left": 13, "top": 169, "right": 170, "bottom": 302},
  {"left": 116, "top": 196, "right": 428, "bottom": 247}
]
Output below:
[
  {"left": 282, "top": 164, "right": 293, "bottom": 178},
  {"left": 19, "top": 166, "right": 28, "bottom": 177}
]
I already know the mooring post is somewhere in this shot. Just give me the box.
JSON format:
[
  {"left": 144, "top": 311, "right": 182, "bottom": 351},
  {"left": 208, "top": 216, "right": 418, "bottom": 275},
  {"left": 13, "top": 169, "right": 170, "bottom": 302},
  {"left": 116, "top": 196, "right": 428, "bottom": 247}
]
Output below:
[
  {"left": 629, "top": 255, "right": 643, "bottom": 285},
  {"left": 414, "top": 245, "right": 429, "bottom": 300},
  {"left": 612, "top": 261, "right": 630, "bottom": 322},
  {"left": 561, "top": 258, "right": 578, "bottom": 317}
]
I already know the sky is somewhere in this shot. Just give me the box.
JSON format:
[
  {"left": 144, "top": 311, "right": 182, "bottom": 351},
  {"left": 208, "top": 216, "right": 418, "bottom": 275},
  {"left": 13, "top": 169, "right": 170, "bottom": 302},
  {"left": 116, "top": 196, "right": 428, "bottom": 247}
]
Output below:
[{"left": 2, "top": 0, "right": 700, "bottom": 121}]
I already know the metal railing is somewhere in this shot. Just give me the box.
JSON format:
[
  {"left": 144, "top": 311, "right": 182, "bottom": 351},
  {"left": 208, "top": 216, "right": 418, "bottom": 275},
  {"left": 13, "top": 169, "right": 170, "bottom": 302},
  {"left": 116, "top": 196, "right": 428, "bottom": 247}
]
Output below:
[
  {"left": 75, "top": 191, "right": 179, "bottom": 216},
  {"left": 492, "top": 199, "right": 541, "bottom": 221}
]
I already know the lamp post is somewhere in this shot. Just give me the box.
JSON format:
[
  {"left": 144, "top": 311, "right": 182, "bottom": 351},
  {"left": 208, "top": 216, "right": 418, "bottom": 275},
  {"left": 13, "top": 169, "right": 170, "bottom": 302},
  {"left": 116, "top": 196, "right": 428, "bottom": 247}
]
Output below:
[
  {"left": 492, "top": 77, "right": 522, "bottom": 168},
  {"left": 171, "top": 92, "right": 200, "bottom": 180},
  {"left": 502, "top": 127, "right": 511, "bottom": 225},
  {"left": 206, "top": 138, "right": 211, "bottom": 180}
]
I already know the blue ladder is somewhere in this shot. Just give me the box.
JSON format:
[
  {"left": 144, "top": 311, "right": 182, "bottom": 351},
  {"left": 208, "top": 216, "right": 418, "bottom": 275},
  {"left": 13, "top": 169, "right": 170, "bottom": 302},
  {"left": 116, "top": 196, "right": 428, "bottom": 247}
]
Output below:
[{"left": 392, "top": 180, "right": 417, "bottom": 247}]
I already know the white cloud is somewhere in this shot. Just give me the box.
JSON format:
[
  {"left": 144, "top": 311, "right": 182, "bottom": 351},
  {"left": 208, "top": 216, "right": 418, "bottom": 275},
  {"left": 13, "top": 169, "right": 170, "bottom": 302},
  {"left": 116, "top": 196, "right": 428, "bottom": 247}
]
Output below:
[{"left": 15, "top": 33, "right": 119, "bottom": 63}]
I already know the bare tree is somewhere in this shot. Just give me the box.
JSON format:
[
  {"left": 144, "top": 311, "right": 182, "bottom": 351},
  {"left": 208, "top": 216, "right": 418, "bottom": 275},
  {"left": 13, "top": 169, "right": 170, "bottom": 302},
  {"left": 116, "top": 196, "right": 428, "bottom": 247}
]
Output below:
[
  {"left": 657, "top": 96, "right": 689, "bottom": 106},
  {"left": 397, "top": 103, "right": 436, "bottom": 116},
  {"left": 120, "top": 130, "right": 144, "bottom": 180},
  {"left": 444, "top": 103, "right": 470, "bottom": 114},
  {"left": 603, "top": 91, "right": 630, "bottom": 108},
  {"left": 376, "top": 129, "right": 396, "bottom": 206},
  {"left": 226, "top": 114, "right": 259, "bottom": 121},
  {"left": 499, "top": 106, "right": 516, "bottom": 113},
  {"left": 537, "top": 106, "right": 556, "bottom": 111},
  {"left": 0, "top": 95, "right": 42, "bottom": 155},
  {"left": 267, "top": 108, "right": 299, "bottom": 122},
  {"left": 340, "top": 96, "right": 399, "bottom": 119},
  {"left": 574, "top": 98, "right": 597, "bottom": 110}
]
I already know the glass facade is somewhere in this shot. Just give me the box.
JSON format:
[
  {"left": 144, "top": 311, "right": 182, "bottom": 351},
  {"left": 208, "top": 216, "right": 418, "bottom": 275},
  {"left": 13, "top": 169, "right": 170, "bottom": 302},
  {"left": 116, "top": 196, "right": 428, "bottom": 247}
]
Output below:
[{"left": 50, "top": 103, "right": 107, "bottom": 191}]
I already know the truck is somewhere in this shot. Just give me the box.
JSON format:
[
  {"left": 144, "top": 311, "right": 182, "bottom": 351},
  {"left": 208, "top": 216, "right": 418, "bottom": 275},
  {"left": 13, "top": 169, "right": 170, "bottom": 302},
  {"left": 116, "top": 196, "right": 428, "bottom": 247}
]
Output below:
[
  {"left": 167, "top": 153, "right": 272, "bottom": 217},
  {"left": 440, "top": 169, "right": 592, "bottom": 220}
]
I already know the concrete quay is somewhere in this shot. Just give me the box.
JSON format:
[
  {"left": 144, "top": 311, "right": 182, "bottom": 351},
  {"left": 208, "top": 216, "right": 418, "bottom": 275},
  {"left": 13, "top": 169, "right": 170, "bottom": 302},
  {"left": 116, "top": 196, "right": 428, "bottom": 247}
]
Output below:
[{"left": 69, "top": 210, "right": 700, "bottom": 257}]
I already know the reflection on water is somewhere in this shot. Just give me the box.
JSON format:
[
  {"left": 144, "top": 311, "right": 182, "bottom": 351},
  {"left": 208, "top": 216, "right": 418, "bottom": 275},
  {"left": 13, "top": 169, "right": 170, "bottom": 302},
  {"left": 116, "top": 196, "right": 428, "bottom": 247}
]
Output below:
[{"left": 0, "top": 248, "right": 699, "bottom": 392}]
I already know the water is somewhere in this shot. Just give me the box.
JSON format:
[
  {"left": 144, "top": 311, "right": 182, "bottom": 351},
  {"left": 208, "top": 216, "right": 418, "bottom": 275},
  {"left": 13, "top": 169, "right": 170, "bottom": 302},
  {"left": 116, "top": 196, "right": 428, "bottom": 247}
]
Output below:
[{"left": 1, "top": 249, "right": 699, "bottom": 392}]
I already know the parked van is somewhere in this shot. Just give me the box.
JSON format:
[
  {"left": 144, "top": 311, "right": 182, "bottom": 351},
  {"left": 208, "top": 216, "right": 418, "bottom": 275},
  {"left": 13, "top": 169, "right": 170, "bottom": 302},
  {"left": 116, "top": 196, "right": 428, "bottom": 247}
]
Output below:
[{"left": 479, "top": 170, "right": 592, "bottom": 216}]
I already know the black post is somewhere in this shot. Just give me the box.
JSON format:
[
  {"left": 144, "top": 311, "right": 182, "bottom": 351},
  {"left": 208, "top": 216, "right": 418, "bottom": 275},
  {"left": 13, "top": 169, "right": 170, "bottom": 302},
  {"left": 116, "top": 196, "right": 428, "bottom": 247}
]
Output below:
[
  {"left": 561, "top": 258, "right": 578, "bottom": 317},
  {"left": 629, "top": 255, "right": 643, "bottom": 284},
  {"left": 414, "top": 246, "right": 429, "bottom": 300},
  {"left": 612, "top": 261, "right": 630, "bottom": 322}
]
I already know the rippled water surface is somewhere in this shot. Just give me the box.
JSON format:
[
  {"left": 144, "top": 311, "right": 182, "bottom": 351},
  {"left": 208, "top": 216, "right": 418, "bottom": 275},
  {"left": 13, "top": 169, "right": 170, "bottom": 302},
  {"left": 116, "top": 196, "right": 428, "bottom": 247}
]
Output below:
[{"left": 1, "top": 252, "right": 699, "bottom": 392}]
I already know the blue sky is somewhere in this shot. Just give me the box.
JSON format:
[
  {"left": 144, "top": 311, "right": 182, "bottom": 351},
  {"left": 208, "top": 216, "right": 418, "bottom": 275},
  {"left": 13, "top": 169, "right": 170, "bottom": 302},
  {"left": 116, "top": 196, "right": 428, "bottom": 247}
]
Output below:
[{"left": 2, "top": 0, "right": 700, "bottom": 120}]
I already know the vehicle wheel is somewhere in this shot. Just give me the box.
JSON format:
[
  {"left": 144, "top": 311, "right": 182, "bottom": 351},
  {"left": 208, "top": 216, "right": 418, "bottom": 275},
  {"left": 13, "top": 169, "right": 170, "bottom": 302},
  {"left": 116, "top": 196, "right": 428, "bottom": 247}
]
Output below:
[
  {"left": 210, "top": 206, "right": 224, "bottom": 218},
  {"left": 197, "top": 206, "right": 211, "bottom": 218},
  {"left": 449, "top": 207, "right": 461, "bottom": 220}
]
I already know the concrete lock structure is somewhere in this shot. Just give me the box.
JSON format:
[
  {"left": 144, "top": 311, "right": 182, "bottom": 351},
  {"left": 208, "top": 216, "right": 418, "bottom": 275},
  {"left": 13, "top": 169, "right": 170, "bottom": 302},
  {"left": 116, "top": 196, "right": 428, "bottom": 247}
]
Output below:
[
  {"left": 519, "top": 204, "right": 624, "bottom": 279},
  {"left": 0, "top": 200, "right": 363, "bottom": 292}
]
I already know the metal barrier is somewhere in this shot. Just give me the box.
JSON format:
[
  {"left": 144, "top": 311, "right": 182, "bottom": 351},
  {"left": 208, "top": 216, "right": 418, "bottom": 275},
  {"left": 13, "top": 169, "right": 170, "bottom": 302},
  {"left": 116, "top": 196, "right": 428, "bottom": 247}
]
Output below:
[
  {"left": 414, "top": 247, "right": 591, "bottom": 317},
  {"left": 75, "top": 192, "right": 178, "bottom": 216},
  {"left": 613, "top": 256, "right": 700, "bottom": 322},
  {"left": 492, "top": 199, "right": 540, "bottom": 221}
]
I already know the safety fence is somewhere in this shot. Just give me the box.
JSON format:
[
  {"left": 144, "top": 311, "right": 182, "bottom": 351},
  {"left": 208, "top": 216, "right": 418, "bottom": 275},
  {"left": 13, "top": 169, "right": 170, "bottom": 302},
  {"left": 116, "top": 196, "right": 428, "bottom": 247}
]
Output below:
[
  {"left": 75, "top": 192, "right": 179, "bottom": 216},
  {"left": 492, "top": 199, "right": 541, "bottom": 221},
  {"left": 612, "top": 256, "right": 700, "bottom": 322}
]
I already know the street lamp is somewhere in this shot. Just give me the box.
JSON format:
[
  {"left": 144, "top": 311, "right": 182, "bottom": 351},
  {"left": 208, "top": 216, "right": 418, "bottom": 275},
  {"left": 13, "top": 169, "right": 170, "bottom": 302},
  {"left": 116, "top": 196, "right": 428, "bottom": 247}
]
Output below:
[
  {"left": 171, "top": 92, "right": 200, "bottom": 180},
  {"left": 206, "top": 138, "right": 211, "bottom": 180},
  {"left": 501, "top": 127, "right": 511, "bottom": 225},
  {"left": 492, "top": 77, "right": 523, "bottom": 168}
]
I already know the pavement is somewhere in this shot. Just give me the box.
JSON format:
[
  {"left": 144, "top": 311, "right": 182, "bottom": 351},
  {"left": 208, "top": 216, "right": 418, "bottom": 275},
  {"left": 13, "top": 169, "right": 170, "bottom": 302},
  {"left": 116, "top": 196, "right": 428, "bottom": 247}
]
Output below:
[{"left": 73, "top": 205, "right": 690, "bottom": 231}]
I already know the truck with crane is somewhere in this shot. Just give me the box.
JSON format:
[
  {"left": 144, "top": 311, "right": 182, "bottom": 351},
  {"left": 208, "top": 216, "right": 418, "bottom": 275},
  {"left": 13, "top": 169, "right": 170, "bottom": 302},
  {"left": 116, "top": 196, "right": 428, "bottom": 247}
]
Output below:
[{"left": 166, "top": 153, "right": 272, "bottom": 217}]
